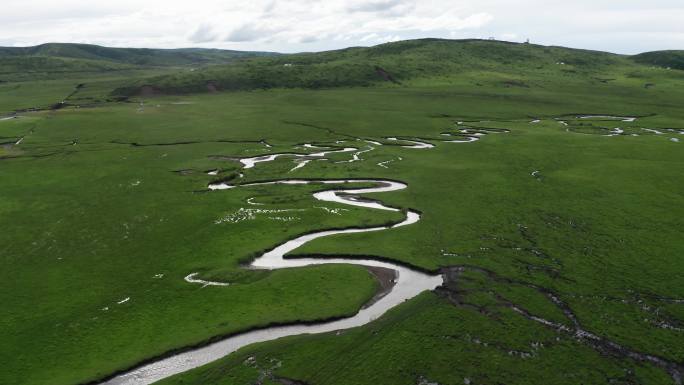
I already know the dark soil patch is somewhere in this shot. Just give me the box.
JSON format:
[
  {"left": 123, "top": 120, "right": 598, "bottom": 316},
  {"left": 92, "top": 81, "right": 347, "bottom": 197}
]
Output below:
[
  {"left": 364, "top": 266, "right": 398, "bottom": 308},
  {"left": 206, "top": 81, "right": 219, "bottom": 93},
  {"left": 375, "top": 66, "right": 401, "bottom": 84},
  {"left": 140, "top": 85, "right": 163, "bottom": 97},
  {"left": 502, "top": 80, "right": 529, "bottom": 88}
]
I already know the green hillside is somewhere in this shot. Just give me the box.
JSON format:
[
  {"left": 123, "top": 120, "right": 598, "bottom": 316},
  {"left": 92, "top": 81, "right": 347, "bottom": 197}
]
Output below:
[
  {"left": 0, "top": 43, "right": 280, "bottom": 82},
  {"left": 0, "top": 56, "right": 134, "bottom": 75},
  {"left": 0, "top": 43, "right": 278, "bottom": 66},
  {"left": 632, "top": 50, "right": 684, "bottom": 70},
  {"left": 113, "top": 38, "right": 648, "bottom": 95}
]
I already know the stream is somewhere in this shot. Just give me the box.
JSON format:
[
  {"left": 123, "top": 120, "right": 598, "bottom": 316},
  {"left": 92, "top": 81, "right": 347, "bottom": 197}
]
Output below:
[{"left": 101, "top": 179, "right": 443, "bottom": 385}]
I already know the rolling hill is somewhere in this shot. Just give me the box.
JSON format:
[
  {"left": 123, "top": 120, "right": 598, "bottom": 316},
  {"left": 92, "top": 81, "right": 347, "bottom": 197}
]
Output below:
[
  {"left": 0, "top": 43, "right": 280, "bottom": 82},
  {"left": 0, "top": 43, "right": 278, "bottom": 66},
  {"left": 110, "top": 38, "right": 681, "bottom": 96},
  {"left": 631, "top": 50, "right": 684, "bottom": 70}
]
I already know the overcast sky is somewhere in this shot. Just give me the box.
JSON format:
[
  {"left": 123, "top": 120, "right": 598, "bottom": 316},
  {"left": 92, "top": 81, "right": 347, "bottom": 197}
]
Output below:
[{"left": 1, "top": 0, "right": 682, "bottom": 54}]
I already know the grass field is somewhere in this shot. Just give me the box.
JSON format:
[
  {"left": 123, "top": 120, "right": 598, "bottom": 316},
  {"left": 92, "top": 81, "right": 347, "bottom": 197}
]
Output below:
[{"left": 1, "top": 39, "right": 683, "bottom": 385}]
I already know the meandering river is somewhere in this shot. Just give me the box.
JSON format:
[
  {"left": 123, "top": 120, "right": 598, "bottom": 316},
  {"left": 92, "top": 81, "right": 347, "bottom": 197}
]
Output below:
[{"left": 102, "top": 178, "right": 443, "bottom": 385}]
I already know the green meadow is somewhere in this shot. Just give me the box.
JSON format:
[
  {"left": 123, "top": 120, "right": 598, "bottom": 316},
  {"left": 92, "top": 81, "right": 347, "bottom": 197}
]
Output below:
[{"left": 1, "top": 39, "right": 683, "bottom": 385}]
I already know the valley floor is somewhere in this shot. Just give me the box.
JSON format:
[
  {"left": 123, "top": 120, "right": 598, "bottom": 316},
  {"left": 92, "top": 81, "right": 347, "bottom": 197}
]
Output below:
[{"left": 2, "top": 80, "right": 684, "bottom": 385}]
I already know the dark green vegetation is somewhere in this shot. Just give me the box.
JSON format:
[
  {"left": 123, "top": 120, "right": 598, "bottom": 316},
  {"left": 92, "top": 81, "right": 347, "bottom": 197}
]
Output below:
[
  {"left": 0, "top": 42, "right": 277, "bottom": 67},
  {"left": 632, "top": 50, "right": 684, "bottom": 70},
  {"left": 112, "top": 39, "right": 681, "bottom": 95},
  {"left": 0, "top": 43, "right": 278, "bottom": 104},
  {"left": 1, "top": 39, "right": 683, "bottom": 385}
]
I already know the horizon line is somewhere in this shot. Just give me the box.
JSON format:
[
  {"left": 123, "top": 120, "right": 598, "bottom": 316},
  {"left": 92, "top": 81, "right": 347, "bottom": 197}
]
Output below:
[{"left": 1, "top": 37, "right": 681, "bottom": 56}]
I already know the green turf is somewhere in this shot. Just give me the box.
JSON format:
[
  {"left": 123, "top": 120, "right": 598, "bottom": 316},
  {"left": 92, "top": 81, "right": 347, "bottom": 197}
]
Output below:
[{"left": 1, "top": 39, "right": 683, "bottom": 385}]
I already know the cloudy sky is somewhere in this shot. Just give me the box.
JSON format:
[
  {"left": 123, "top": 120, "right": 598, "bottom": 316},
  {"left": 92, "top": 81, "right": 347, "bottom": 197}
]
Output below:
[{"left": 1, "top": 0, "right": 683, "bottom": 54}]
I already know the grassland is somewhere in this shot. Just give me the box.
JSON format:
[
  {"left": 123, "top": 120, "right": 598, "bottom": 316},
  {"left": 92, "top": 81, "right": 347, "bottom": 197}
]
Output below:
[
  {"left": 1, "top": 39, "right": 683, "bottom": 385},
  {"left": 112, "top": 39, "right": 680, "bottom": 95}
]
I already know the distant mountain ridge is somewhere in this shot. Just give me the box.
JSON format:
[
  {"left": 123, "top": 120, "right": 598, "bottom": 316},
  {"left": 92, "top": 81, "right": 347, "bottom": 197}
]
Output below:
[
  {"left": 0, "top": 43, "right": 279, "bottom": 67},
  {"left": 631, "top": 50, "right": 684, "bottom": 70},
  {"left": 107, "top": 38, "right": 682, "bottom": 96},
  {"left": 1, "top": 39, "right": 681, "bottom": 94}
]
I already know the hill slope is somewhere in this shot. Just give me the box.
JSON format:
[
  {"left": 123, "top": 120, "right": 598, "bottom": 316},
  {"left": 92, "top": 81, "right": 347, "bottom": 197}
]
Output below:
[
  {"left": 0, "top": 43, "right": 281, "bottom": 82},
  {"left": 631, "top": 50, "right": 684, "bottom": 70},
  {"left": 0, "top": 56, "right": 135, "bottom": 75},
  {"left": 0, "top": 43, "right": 279, "bottom": 66},
  {"left": 112, "top": 38, "right": 657, "bottom": 96}
]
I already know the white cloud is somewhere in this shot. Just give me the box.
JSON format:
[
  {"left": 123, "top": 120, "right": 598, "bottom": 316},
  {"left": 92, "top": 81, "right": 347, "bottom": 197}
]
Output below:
[
  {"left": 360, "top": 33, "right": 380, "bottom": 42},
  {"left": 346, "top": 0, "right": 414, "bottom": 16},
  {"left": 0, "top": 0, "right": 681, "bottom": 54},
  {"left": 226, "top": 23, "right": 282, "bottom": 42},
  {"left": 189, "top": 24, "right": 218, "bottom": 43},
  {"left": 500, "top": 33, "right": 519, "bottom": 42}
]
